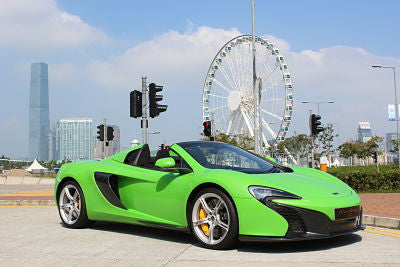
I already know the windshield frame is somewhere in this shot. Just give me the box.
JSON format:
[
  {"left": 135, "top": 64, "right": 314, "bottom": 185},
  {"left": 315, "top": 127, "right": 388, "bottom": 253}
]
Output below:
[{"left": 177, "top": 141, "right": 277, "bottom": 174}]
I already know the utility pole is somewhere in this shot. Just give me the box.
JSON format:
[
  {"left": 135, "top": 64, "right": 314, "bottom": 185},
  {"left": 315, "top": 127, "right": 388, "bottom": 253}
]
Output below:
[
  {"left": 394, "top": 68, "right": 400, "bottom": 168},
  {"left": 141, "top": 76, "right": 148, "bottom": 144},
  {"left": 308, "top": 109, "right": 315, "bottom": 168},
  {"left": 103, "top": 118, "right": 107, "bottom": 159},
  {"left": 372, "top": 65, "right": 400, "bottom": 168}
]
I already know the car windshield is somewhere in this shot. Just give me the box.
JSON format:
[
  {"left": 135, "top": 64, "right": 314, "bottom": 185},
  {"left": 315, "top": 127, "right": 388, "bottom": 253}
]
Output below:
[{"left": 178, "top": 142, "right": 275, "bottom": 174}]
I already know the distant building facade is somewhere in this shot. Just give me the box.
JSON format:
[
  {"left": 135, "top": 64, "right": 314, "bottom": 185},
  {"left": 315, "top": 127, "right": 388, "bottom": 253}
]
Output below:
[
  {"left": 94, "top": 125, "right": 120, "bottom": 159},
  {"left": 108, "top": 125, "right": 120, "bottom": 155},
  {"left": 57, "top": 119, "right": 94, "bottom": 161},
  {"left": 357, "top": 122, "right": 372, "bottom": 143},
  {"left": 29, "top": 62, "right": 50, "bottom": 160}
]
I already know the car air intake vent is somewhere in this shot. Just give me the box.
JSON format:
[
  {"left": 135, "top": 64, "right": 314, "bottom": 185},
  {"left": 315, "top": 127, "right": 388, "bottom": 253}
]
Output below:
[
  {"left": 267, "top": 202, "right": 306, "bottom": 235},
  {"left": 269, "top": 167, "right": 283, "bottom": 173}
]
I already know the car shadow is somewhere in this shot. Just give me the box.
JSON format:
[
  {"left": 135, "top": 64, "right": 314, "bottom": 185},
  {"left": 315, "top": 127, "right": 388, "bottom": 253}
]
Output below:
[
  {"left": 64, "top": 221, "right": 362, "bottom": 252},
  {"left": 237, "top": 234, "right": 362, "bottom": 253},
  {"left": 87, "top": 222, "right": 194, "bottom": 245}
]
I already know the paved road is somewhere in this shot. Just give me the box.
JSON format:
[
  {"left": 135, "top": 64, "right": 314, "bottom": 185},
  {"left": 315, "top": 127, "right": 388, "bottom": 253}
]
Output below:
[{"left": 0, "top": 207, "right": 399, "bottom": 266}]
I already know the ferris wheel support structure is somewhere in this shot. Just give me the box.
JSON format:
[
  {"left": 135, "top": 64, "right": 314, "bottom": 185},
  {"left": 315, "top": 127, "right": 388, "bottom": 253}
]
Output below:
[{"left": 251, "top": 0, "right": 262, "bottom": 155}]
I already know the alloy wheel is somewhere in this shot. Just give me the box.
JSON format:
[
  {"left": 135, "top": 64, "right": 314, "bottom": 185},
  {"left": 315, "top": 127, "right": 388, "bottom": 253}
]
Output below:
[
  {"left": 191, "top": 192, "right": 230, "bottom": 245},
  {"left": 59, "top": 184, "right": 81, "bottom": 225}
]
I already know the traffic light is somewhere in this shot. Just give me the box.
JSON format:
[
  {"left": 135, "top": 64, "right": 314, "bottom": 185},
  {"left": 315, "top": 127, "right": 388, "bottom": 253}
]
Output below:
[
  {"left": 106, "top": 126, "right": 114, "bottom": 141},
  {"left": 203, "top": 121, "right": 212, "bottom": 137},
  {"left": 97, "top": 124, "right": 105, "bottom": 141},
  {"left": 149, "top": 83, "right": 168, "bottom": 118},
  {"left": 130, "top": 90, "right": 142, "bottom": 118},
  {"left": 372, "top": 152, "right": 378, "bottom": 163},
  {"left": 310, "top": 114, "right": 324, "bottom": 135}
]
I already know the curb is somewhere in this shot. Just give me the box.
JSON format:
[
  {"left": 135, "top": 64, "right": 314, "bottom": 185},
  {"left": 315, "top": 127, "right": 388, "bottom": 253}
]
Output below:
[
  {"left": 0, "top": 199, "right": 56, "bottom": 206},
  {"left": 0, "top": 176, "right": 55, "bottom": 185},
  {"left": 363, "top": 214, "right": 400, "bottom": 230}
]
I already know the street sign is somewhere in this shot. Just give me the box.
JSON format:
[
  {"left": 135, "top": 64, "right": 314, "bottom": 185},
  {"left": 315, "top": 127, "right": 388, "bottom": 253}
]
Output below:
[{"left": 388, "top": 104, "right": 400, "bottom": 121}]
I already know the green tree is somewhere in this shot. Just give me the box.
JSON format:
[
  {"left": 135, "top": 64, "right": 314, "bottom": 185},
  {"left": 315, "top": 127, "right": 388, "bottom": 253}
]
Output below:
[
  {"left": 201, "top": 132, "right": 254, "bottom": 151},
  {"left": 277, "top": 134, "right": 311, "bottom": 159},
  {"left": 317, "top": 123, "right": 338, "bottom": 157},
  {"left": 338, "top": 142, "right": 358, "bottom": 165},
  {"left": 364, "top": 136, "right": 384, "bottom": 155},
  {"left": 390, "top": 139, "right": 399, "bottom": 153}
]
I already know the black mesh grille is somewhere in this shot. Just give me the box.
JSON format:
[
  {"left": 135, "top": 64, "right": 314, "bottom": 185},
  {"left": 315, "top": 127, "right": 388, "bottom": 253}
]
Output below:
[{"left": 267, "top": 202, "right": 306, "bottom": 235}]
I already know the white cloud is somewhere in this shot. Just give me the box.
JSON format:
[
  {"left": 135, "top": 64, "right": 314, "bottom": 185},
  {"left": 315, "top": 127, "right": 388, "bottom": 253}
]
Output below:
[
  {"left": 87, "top": 26, "right": 241, "bottom": 90},
  {"left": 85, "top": 26, "right": 400, "bottom": 142},
  {"left": 0, "top": 0, "right": 110, "bottom": 50}
]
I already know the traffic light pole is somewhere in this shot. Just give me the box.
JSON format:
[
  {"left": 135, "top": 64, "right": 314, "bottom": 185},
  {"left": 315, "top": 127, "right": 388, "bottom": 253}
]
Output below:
[
  {"left": 103, "top": 118, "right": 107, "bottom": 159},
  {"left": 308, "top": 109, "right": 315, "bottom": 168},
  {"left": 311, "top": 135, "right": 315, "bottom": 169},
  {"left": 141, "top": 76, "right": 148, "bottom": 144}
]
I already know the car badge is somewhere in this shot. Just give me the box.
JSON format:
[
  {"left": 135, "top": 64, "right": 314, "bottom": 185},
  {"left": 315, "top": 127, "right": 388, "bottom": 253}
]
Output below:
[{"left": 332, "top": 192, "right": 339, "bottom": 195}]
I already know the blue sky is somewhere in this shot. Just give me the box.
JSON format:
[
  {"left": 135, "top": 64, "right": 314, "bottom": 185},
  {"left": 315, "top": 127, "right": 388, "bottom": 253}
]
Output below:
[
  {"left": 56, "top": 0, "right": 400, "bottom": 57},
  {"left": 1, "top": 0, "right": 399, "bottom": 158}
]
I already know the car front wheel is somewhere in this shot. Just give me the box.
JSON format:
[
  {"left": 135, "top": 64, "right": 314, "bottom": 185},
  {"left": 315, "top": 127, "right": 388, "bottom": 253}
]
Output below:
[
  {"left": 58, "top": 180, "right": 93, "bottom": 228},
  {"left": 189, "top": 188, "right": 238, "bottom": 249}
]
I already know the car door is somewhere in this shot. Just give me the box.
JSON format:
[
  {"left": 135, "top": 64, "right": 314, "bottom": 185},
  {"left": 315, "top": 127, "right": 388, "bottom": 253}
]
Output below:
[{"left": 115, "top": 147, "right": 194, "bottom": 227}]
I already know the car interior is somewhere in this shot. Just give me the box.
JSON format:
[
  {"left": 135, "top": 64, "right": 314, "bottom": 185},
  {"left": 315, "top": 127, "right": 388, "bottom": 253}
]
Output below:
[{"left": 124, "top": 144, "right": 190, "bottom": 170}]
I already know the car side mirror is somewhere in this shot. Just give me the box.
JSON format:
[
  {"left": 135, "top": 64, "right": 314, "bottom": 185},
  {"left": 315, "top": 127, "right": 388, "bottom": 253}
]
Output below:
[
  {"left": 155, "top": 157, "right": 175, "bottom": 168},
  {"left": 155, "top": 157, "right": 192, "bottom": 175}
]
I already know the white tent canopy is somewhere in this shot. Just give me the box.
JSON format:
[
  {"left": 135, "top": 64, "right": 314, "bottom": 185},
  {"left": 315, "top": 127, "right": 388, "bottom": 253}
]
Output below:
[{"left": 26, "top": 159, "right": 48, "bottom": 173}]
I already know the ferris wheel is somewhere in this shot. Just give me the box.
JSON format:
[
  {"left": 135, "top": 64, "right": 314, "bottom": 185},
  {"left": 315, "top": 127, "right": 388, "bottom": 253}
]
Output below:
[{"left": 202, "top": 35, "right": 293, "bottom": 147}]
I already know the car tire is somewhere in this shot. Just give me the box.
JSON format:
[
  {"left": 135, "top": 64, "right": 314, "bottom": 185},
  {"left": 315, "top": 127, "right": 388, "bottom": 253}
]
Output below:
[
  {"left": 188, "top": 187, "right": 238, "bottom": 249},
  {"left": 57, "top": 180, "right": 93, "bottom": 228}
]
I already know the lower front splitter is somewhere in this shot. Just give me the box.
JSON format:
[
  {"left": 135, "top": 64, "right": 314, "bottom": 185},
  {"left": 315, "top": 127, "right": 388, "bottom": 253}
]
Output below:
[{"left": 239, "top": 224, "right": 365, "bottom": 242}]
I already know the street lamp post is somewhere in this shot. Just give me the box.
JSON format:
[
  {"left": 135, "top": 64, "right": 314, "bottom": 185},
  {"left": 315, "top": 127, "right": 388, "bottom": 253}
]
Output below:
[
  {"left": 301, "top": 101, "right": 335, "bottom": 115},
  {"left": 372, "top": 65, "right": 400, "bottom": 167},
  {"left": 147, "top": 131, "right": 161, "bottom": 146}
]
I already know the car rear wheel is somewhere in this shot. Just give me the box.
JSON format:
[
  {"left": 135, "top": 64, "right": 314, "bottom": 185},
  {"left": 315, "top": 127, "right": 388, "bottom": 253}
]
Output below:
[
  {"left": 189, "top": 188, "right": 238, "bottom": 249},
  {"left": 58, "top": 180, "right": 93, "bottom": 228}
]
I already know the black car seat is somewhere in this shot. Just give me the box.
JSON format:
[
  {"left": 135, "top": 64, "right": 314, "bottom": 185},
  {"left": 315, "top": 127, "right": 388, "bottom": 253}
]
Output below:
[
  {"left": 155, "top": 149, "right": 170, "bottom": 161},
  {"left": 134, "top": 144, "right": 152, "bottom": 167}
]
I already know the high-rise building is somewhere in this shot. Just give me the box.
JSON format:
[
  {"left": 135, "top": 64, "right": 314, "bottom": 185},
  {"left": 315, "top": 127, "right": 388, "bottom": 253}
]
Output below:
[
  {"left": 109, "top": 125, "right": 120, "bottom": 155},
  {"left": 48, "top": 123, "right": 57, "bottom": 161},
  {"left": 386, "top": 132, "right": 398, "bottom": 153},
  {"left": 29, "top": 62, "right": 50, "bottom": 160},
  {"left": 94, "top": 124, "right": 120, "bottom": 159},
  {"left": 357, "top": 122, "right": 372, "bottom": 143},
  {"left": 57, "top": 119, "right": 94, "bottom": 161}
]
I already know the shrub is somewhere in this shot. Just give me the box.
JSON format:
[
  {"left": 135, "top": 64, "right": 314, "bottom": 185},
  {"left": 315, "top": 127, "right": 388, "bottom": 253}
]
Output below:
[{"left": 327, "top": 165, "right": 400, "bottom": 192}]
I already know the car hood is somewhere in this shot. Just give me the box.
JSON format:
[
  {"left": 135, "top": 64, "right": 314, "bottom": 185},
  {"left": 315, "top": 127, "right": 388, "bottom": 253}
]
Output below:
[{"left": 223, "top": 167, "right": 353, "bottom": 199}]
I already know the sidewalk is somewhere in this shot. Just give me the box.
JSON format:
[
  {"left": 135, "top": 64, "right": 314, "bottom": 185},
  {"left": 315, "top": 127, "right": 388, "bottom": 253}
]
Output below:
[
  {"left": 359, "top": 193, "right": 400, "bottom": 219},
  {"left": 0, "top": 185, "right": 55, "bottom": 206}
]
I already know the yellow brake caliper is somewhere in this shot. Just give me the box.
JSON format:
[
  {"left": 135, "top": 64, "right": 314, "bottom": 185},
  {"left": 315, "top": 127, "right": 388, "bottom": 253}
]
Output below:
[{"left": 199, "top": 208, "right": 209, "bottom": 236}]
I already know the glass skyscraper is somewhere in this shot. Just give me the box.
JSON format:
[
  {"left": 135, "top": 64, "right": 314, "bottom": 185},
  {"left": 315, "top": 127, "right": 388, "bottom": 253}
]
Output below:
[
  {"left": 57, "top": 119, "right": 94, "bottom": 161},
  {"left": 29, "top": 62, "right": 50, "bottom": 160}
]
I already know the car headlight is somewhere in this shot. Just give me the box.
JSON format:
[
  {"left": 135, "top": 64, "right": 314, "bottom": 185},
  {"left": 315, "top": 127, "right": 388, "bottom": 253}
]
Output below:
[{"left": 248, "top": 186, "right": 301, "bottom": 204}]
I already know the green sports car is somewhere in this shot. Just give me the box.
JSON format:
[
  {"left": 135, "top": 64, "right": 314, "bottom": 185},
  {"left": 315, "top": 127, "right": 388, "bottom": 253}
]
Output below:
[{"left": 55, "top": 141, "right": 364, "bottom": 249}]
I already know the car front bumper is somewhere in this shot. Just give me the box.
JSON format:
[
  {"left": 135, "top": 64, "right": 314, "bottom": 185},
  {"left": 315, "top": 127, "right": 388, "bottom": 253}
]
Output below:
[{"left": 239, "top": 202, "right": 364, "bottom": 242}]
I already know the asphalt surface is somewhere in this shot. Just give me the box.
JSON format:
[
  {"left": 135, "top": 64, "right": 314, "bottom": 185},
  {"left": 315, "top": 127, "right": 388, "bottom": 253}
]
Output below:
[{"left": 0, "top": 207, "right": 399, "bottom": 266}]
